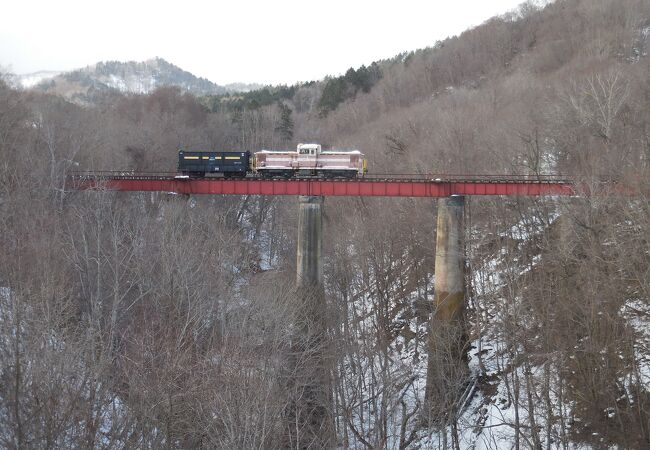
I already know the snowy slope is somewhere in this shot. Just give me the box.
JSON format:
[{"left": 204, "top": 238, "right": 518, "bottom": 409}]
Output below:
[
  {"left": 335, "top": 205, "right": 650, "bottom": 449},
  {"left": 9, "top": 58, "right": 259, "bottom": 100},
  {"left": 15, "top": 70, "right": 61, "bottom": 88}
]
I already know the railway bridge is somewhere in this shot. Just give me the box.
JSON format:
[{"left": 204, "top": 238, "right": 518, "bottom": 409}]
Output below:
[
  {"left": 67, "top": 172, "right": 581, "bottom": 317},
  {"left": 67, "top": 171, "right": 587, "bottom": 445},
  {"left": 66, "top": 171, "right": 584, "bottom": 348},
  {"left": 66, "top": 172, "right": 581, "bottom": 324},
  {"left": 68, "top": 172, "right": 581, "bottom": 316}
]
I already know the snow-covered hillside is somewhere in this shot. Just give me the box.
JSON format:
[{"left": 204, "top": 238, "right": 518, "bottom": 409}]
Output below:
[
  {"left": 74, "top": 58, "right": 227, "bottom": 95},
  {"left": 331, "top": 199, "right": 650, "bottom": 450},
  {"left": 7, "top": 58, "right": 259, "bottom": 102},
  {"left": 15, "top": 70, "right": 61, "bottom": 88}
]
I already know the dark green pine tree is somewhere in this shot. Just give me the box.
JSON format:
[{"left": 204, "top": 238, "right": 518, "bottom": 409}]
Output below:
[
  {"left": 275, "top": 102, "right": 294, "bottom": 142},
  {"left": 318, "top": 77, "right": 347, "bottom": 117}
]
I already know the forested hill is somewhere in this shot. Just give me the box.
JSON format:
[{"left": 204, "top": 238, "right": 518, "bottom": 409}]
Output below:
[
  {"left": 11, "top": 57, "right": 261, "bottom": 103},
  {"left": 202, "top": 0, "right": 650, "bottom": 179}
]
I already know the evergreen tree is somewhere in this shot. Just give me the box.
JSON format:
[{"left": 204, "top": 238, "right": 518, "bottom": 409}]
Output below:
[
  {"left": 275, "top": 102, "right": 294, "bottom": 142},
  {"left": 318, "top": 77, "right": 346, "bottom": 117},
  {"left": 318, "top": 65, "right": 382, "bottom": 116}
]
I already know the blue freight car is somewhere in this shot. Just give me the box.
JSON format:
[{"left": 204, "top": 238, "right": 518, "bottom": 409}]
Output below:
[{"left": 178, "top": 150, "right": 250, "bottom": 177}]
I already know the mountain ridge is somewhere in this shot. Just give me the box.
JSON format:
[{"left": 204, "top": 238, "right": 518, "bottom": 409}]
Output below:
[{"left": 10, "top": 57, "right": 261, "bottom": 102}]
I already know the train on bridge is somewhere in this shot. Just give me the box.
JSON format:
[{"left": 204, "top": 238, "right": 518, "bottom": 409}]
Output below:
[
  {"left": 178, "top": 143, "right": 367, "bottom": 179},
  {"left": 67, "top": 141, "right": 580, "bottom": 198}
]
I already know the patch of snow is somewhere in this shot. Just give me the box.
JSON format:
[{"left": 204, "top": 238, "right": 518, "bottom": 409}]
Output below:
[
  {"left": 108, "top": 74, "right": 127, "bottom": 92},
  {"left": 621, "top": 298, "right": 650, "bottom": 387},
  {"left": 641, "top": 25, "right": 650, "bottom": 41},
  {"left": 17, "top": 70, "right": 61, "bottom": 88}
]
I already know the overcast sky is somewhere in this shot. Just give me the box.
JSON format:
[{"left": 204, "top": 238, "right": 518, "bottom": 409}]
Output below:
[{"left": 1, "top": 0, "right": 527, "bottom": 85}]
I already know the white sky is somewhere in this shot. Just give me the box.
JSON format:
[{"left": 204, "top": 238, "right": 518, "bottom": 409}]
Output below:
[{"left": 1, "top": 0, "right": 527, "bottom": 85}]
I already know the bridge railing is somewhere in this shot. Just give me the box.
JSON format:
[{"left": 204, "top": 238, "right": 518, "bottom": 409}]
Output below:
[{"left": 67, "top": 171, "right": 575, "bottom": 184}]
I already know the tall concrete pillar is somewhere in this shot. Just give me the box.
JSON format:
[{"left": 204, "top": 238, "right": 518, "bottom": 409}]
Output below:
[
  {"left": 425, "top": 195, "right": 468, "bottom": 411},
  {"left": 296, "top": 196, "right": 324, "bottom": 288},
  {"left": 433, "top": 195, "right": 466, "bottom": 322},
  {"left": 287, "top": 195, "right": 333, "bottom": 449}
]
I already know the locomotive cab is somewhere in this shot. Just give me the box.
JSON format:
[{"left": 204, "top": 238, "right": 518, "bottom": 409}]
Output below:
[{"left": 297, "top": 143, "right": 321, "bottom": 156}]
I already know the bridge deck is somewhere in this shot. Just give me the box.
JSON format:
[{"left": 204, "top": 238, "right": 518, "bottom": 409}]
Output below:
[{"left": 66, "top": 172, "right": 578, "bottom": 197}]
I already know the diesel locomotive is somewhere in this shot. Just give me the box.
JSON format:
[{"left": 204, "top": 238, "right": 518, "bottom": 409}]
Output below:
[{"left": 178, "top": 143, "right": 367, "bottom": 178}]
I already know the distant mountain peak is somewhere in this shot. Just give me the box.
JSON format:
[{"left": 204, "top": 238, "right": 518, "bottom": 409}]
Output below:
[
  {"left": 68, "top": 58, "right": 225, "bottom": 96},
  {"left": 11, "top": 58, "right": 259, "bottom": 103}
]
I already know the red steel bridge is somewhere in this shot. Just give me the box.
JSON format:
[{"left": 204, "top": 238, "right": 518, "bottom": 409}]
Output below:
[
  {"left": 66, "top": 172, "right": 581, "bottom": 197},
  {"left": 66, "top": 172, "right": 582, "bottom": 197}
]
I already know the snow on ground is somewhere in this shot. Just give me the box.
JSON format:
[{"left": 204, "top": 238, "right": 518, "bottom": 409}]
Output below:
[
  {"left": 333, "top": 271, "right": 430, "bottom": 449},
  {"left": 105, "top": 73, "right": 157, "bottom": 94},
  {"left": 622, "top": 298, "right": 650, "bottom": 386},
  {"left": 404, "top": 211, "right": 580, "bottom": 448},
  {"left": 409, "top": 208, "right": 650, "bottom": 449}
]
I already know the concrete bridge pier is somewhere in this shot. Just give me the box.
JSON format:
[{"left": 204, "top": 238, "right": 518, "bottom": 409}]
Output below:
[
  {"left": 296, "top": 196, "right": 324, "bottom": 288},
  {"left": 425, "top": 195, "right": 468, "bottom": 408},
  {"left": 287, "top": 195, "right": 333, "bottom": 449},
  {"left": 432, "top": 195, "right": 466, "bottom": 322}
]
